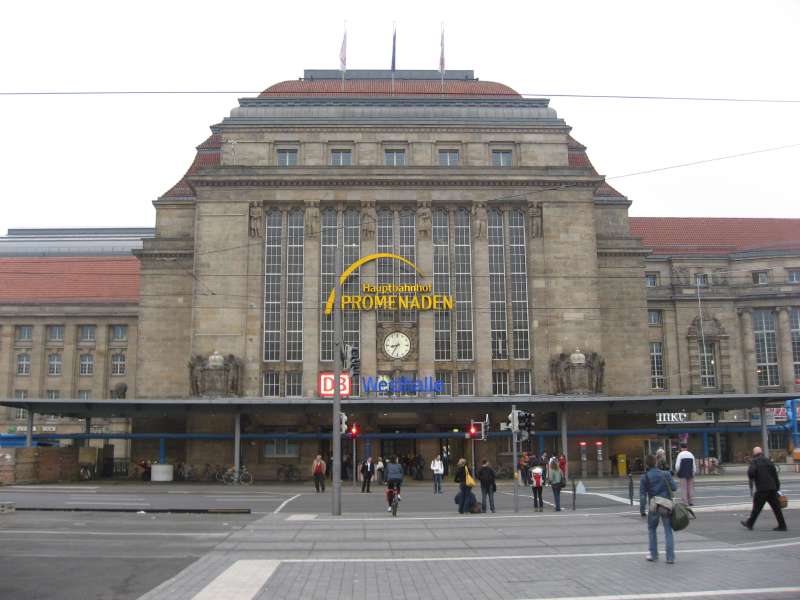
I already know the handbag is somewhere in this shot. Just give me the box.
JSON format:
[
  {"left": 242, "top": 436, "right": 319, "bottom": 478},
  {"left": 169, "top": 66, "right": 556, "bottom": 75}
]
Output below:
[
  {"left": 660, "top": 471, "right": 695, "bottom": 531},
  {"left": 464, "top": 467, "right": 476, "bottom": 488},
  {"left": 778, "top": 491, "right": 788, "bottom": 509}
]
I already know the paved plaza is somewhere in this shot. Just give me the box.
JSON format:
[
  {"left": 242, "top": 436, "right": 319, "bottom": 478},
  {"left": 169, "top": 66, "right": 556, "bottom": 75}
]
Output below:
[{"left": 1, "top": 475, "right": 798, "bottom": 599}]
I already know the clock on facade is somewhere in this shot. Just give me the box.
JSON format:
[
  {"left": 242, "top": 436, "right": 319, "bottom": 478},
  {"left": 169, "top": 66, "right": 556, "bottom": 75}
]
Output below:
[{"left": 383, "top": 331, "right": 411, "bottom": 359}]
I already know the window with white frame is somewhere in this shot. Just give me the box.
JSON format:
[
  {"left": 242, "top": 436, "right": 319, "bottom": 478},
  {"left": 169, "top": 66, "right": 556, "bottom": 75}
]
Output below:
[
  {"left": 491, "top": 149, "right": 512, "bottom": 167},
  {"left": 752, "top": 271, "right": 769, "bottom": 286},
  {"left": 789, "top": 270, "right": 800, "bottom": 284},
  {"left": 342, "top": 210, "right": 361, "bottom": 394},
  {"left": 438, "top": 149, "right": 459, "bottom": 167},
  {"left": 16, "top": 353, "right": 31, "bottom": 375},
  {"left": 46, "top": 325, "right": 64, "bottom": 342},
  {"left": 695, "top": 273, "right": 709, "bottom": 288},
  {"left": 453, "top": 209, "right": 474, "bottom": 360},
  {"left": 111, "top": 352, "right": 126, "bottom": 376},
  {"left": 47, "top": 353, "right": 62, "bottom": 376},
  {"left": 15, "top": 325, "right": 32, "bottom": 341},
  {"left": 15, "top": 390, "right": 28, "bottom": 401},
  {"left": 330, "top": 149, "right": 352, "bottom": 166},
  {"left": 14, "top": 390, "right": 28, "bottom": 420},
  {"left": 649, "top": 342, "right": 666, "bottom": 389},
  {"left": 457, "top": 371, "right": 474, "bottom": 396},
  {"left": 285, "top": 372, "right": 302, "bottom": 397},
  {"left": 78, "top": 390, "right": 90, "bottom": 401},
  {"left": 790, "top": 307, "right": 800, "bottom": 380},
  {"left": 78, "top": 325, "right": 96, "bottom": 342},
  {"left": 276, "top": 148, "right": 298, "bottom": 166},
  {"left": 263, "top": 210, "right": 282, "bottom": 361},
  {"left": 79, "top": 353, "right": 94, "bottom": 376},
  {"left": 110, "top": 325, "right": 128, "bottom": 342},
  {"left": 645, "top": 273, "right": 659, "bottom": 287},
  {"left": 263, "top": 431, "right": 299, "bottom": 457},
  {"left": 320, "top": 208, "right": 337, "bottom": 360},
  {"left": 699, "top": 341, "right": 717, "bottom": 388},
  {"left": 492, "top": 371, "right": 509, "bottom": 395},
  {"left": 513, "top": 370, "right": 531, "bottom": 395},
  {"left": 384, "top": 149, "right": 405, "bottom": 166},
  {"left": 753, "top": 310, "right": 780, "bottom": 387},
  {"left": 47, "top": 389, "right": 60, "bottom": 400},
  {"left": 263, "top": 372, "right": 280, "bottom": 397},
  {"left": 648, "top": 310, "right": 663, "bottom": 326},
  {"left": 286, "top": 209, "right": 304, "bottom": 362},
  {"left": 435, "top": 371, "right": 452, "bottom": 396},
  {"left": 375, "top": 209, "right": 415, "bottom": 324},
  {"left": 488, "top": 209, "right": 508, "bottom": 359},
  {"left": 398, "top": 212, "right": 416, "bottom": 323},
  {"left": 508, "top": 210, "right": 530, "bottom": 359},
  {"left": 376, "top": 209, "right": 394, "bottom": 323},
  {"left": 433, "top": 210, "right": 452, "bottom": 360}
]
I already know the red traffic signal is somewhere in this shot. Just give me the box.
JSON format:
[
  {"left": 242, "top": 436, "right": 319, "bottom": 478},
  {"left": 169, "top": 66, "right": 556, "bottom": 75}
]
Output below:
[
  {"left": 349, "top": 423, "right": 359, "bottom": 438},
  {"left": 468, "top": 424, "right": 478, "bottom": 438}
]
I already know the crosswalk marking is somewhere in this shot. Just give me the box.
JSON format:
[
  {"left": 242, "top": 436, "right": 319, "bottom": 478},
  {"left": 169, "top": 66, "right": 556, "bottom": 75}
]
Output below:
[{"left": 191, "top": 560, "right": 279, "bottom": 600}]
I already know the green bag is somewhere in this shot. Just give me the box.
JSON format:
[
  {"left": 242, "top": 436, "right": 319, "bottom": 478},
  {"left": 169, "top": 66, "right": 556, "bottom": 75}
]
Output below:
[{"left": 670, "top": 501, "right": 695, "bottom": 531}]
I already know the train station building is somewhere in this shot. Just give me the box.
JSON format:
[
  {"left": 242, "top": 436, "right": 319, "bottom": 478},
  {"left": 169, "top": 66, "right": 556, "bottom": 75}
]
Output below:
[{"left": 1, "top": 69, "right": 799, "bottom": 480}]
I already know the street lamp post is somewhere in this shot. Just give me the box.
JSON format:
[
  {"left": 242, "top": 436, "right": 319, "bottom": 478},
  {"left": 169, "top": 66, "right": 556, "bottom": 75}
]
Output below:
[{"left": 332, "top": 234, "right": 343, "bottom": 516}]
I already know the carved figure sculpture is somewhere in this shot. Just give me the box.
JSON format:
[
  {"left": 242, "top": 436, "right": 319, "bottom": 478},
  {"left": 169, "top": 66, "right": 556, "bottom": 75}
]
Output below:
[
  {"left": 361, "top": 214, "right": 375, "bottom": 241},
  {"left": 528, "top": 203, "right": 543, "bottom": 239},
  {"left": 417, "top": 205, "right": 432, "bottom": 240},
  {"left": 248, "top": 202, "right": 263, "bottom": 239},
  {"left": 305, "top": 203, "right": 320, "bottom": 240},
  {"left": 471, "top": 204, "right": 487, "bottom": 240},
  {"left": 113, "top": 382, "right": 128, "bottom": 400},
  {"left": 188, "top": 354, "right": 205, "bottom": 397}
]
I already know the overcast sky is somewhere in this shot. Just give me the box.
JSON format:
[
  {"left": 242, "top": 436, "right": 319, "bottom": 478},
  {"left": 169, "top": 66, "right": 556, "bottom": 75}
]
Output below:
[{"left": 1, "top": 0, "right": 799, "bottom": 234}]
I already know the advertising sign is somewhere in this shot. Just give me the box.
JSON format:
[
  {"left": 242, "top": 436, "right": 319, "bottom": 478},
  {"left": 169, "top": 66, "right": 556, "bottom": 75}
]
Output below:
[{"left": 318, "top": 372, "right": 352, "bottom": 398}]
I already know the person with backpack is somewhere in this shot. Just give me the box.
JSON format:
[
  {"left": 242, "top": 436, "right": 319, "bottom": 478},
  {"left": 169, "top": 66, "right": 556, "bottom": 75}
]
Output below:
[
  {"left": 741, "top": 446, "right": 788, "bottom": 531},
  {"left": 640, "top": 453, "right": 678, "bottom": 564},
  {"left": 549, "top": 461, "right": 565, "bottom": 511},
  {"left": 674, "top": 442, "right": 696, "bottom": 505},
  {"left": 477, "top": 459, "right": 497, "bottom": 513},
  {"left": 531, "top": 463, "right": 544, "bottom": 511},
  {"left": 454, "top": 458, "right": 475, "bottom": 514}
]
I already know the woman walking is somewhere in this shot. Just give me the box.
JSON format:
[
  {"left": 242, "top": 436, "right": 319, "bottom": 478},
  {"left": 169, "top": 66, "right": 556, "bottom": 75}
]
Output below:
[
  {"left": 550, "top": 460, "right": 565, "bottom": 511},
  {"left": 454, "top": 458, "right": 474, "bottom": 514}
]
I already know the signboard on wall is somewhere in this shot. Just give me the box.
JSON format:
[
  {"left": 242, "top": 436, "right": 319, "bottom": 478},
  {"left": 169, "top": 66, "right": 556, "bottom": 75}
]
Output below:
[{"left": 656, "top": 412, "right": 688, "bottom": 424}]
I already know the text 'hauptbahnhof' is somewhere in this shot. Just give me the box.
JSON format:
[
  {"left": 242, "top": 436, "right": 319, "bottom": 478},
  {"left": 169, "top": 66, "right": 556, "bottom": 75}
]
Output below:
[{"left": 1, "top": 69, "right": 798, "bottom": 483}]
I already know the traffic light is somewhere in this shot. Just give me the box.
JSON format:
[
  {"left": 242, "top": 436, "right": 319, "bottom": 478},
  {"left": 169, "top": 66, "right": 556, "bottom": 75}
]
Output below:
[
  {"left": 349, "top": 423, "right": 359, "bottom": 439},
  {"left": 339, "top": 412, "right": 348, "bottom": 434},
  {"left": 350, "top": 347, "right": 360, "bottom": 378},
  {"left": 467, "top": 423, "right": 478, "bottom": 439},
  {"left": 507, "top": 410, "right": 520, "bottom": 432},
  {"left": 467, "top": 421, "right": 485, "bottom": 440},
  {"left": 519, "top": 411, "right": 535, "bottom": 434},
  {"left": 342, "top": 344, "right": 352, "bottom": 371}
]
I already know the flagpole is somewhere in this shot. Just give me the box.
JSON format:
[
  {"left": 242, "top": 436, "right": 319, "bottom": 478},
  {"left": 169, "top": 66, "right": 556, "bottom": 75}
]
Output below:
[
  {"left": 340, "top": 24, "right": 347, "bottom": 93},
  {"left": 391, "top": 23, "right": 396, "bottom": 96},
  {"left": 439, "top": 24, "right": 445, "bottom": 96}
]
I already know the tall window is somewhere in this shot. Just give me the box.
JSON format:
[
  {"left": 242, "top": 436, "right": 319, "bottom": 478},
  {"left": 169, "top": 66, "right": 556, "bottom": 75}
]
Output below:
[
  {"left": 263, "top": 211, "right": 282, "bottom": 361},
  {"left": 699, "top": 341, "right": 717, "bottom": 388},
  {"left": 376, "top": 210, "right": 394, "bottom": 323},
  {"left": 492, "top": 371, "right": 509, "bottom": 395},
  {"left": 111, "top": 353, "right": 126, "bottom": 376},
  {"left": 110, "top": 325, "right": 128, "bottom": 341},
  {"left": 753, "top": 310, "right": 780, "bottom": 387},
  {"left": 78, "top": 390, "right": 90, "bottom": 401},
  {"left": 695, "top": 273, "right": 709, "bottom": 288},
  {"left": 263, "top": 372, "right": 280, "bottom": 397},
  {"left": 47, "top": 353, "right": 62, "bottom": 376},
  {"left": 276, "top": 149, "right": 298, "bottom": 166},
  {"left": 435, "top": 371, "right": 452, "bottom": 396},
  {"left": 790, "top": 308, "right": 800, "bottom": 380},
  {"left": 376, "top": 210, "right": 416, "bottom": 323},
  {"left": 508, "top": 210, "right": 530, "bottom": 359},
  {"left": 78, "top": 325, "right": 96, "bottom": 342},
  {"left": 79, "top": 354, "right": 94, "bottom": 376},
  {"left": 433, "top": 210, "right": 452, "bottom": 360},
  {"left": 453, "top": 209, "right": 474, "bottom": 360},
  {"left": 457, "top": 371, "right": 474, "bottom": 396},
  {"left": 15, "top": 325, "right": 33, "bottom": 341},
  {"left": 645, "top": 273, "right": 659, "bottom": 287},
  {"left": 649, "top": 342, "right": 665, "bottom": 390},
  {"left": 752, "top": 271, "right": 769, "bottom": 286},
  {"left": 330, "top": 149, "right": 352, "bottom": 166},
  {"left": 513, "top": 370, "right": 531, "bottom": 395},
  {"left": 342, "top": 210, "right": 361, "bottom": 394},
  {"left": 46, "top": 325, "right": 64, "bottom": 342},
  {"left": 17, "top": 354, "right": 31, "bottom": 375},
  {"left": 491, "top": 150, "right": 512, "bottom": 167},
  {"left": 14, "top": 392, "right": 28, "bottom": 420},
  {"left": 648, "top": 310, "right": 663, "bottom": 326},
  {"left": 47, "top": 390, "right": 60, "bottom": 400},
  {"left": 398, "top": 212, "right": 416, "bottom": 323},
  {"left": 320, "top": 209, "right": 337, "bottom": 361},
  {"left": 789, "top": 270, "right": 800, "bottom": 284},
  {"left": 438, "top": 150, "right": 459, "bottom": 167},
  {"left": 488, "top": 210, "right": 508, "bottom": 359},
  {"left": 285, "top": 372, "right": 302, "bottom": 397},
  {"left": 384, "top": 149, "right": 405, "bottom": 166},
  {"left": 286, "top": 210, "right": 304, "bottom": 361}
]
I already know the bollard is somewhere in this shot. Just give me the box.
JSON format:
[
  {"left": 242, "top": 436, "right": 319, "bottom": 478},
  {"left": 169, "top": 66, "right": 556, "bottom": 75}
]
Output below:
[
  {"left": 628, "top": 473, "right": 634, "bottom": 506},
  {"left": 572, "top": 479, "right": 576, "bottom": 511}
]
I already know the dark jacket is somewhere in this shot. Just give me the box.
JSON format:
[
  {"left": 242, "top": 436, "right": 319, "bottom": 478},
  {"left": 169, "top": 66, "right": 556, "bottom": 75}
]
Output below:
[
  {"left": 477, "top": 465, "right": 496, "bottom": 490},
  {"left": 748, "top": 455, "right": 780, "bottom": 492},
  {"left": 385, "top": 462, "right": 404, "bottom": 481},
  {"left": 454, "top": 464, "right": 471, "bottom": 484},
  {"left": 639, "top": 467, "right": 678, "bottom": 514},
  {"left": 360, "top": 461, "right": 375, "bottom": 477}
]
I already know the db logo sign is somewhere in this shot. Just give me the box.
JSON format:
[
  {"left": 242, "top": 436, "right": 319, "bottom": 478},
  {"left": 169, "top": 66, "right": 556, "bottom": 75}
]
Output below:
[{"left": 318, "top": 372, "right": 351, "bottom": 397}]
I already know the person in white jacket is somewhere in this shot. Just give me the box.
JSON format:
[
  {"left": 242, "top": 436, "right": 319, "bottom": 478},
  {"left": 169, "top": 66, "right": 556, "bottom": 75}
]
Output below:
[
  {"left": 430, "top": 455, "right": 444, "bottom": 494},
  {"left": 674, "top": 443, "right": 696, "bottom": 505}
]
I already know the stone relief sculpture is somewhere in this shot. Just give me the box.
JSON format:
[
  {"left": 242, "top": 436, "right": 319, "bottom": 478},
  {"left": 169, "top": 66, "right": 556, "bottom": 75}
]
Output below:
[
  {"left": 471, "top": 204, "right": 487, "bottom": 240},
  {"left": 528, "top": 203, "right": 543, "bottom": 239},
  {"left": 673, "top": 267, "right": 690, "bottom": 285},
  {"left": 688, "top": 316, "right": 725, "bottom": 338},
  {"left": 550, "top": 348, "right": 605, "bottom": 394},
  {"left": 417, "top": 205, "right": 431, "bottom": 240},
  {"left": 248, "top": 202, "right": 263, "bottom": 239},
  {"left": 188, "top": 351, "right": 244, "bottom": 397},
  {"left": 305, "top": 202, "right": 320, "bottom": 240},
  {"left": 112, "top": 382, "right": 128, "bottom": 400},
  {"left": 361, "top": 214, "right": 375, "bottom": 241}
]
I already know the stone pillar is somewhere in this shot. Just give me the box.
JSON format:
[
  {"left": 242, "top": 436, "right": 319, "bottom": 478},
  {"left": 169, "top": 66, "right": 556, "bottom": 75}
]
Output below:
[
  {"left": 471, "top": 202, "right": 492, "bottom": 396},
  {"left": 26, "top": 406, "right": 33, "bottom": 448},
  {"left": 302, "top": 200, "right": 321, "bottom": 398},
  {"left": 360, "top": 201, "right": 377, "bottom": 394},
  {"left": 777, "top": 307, "right": 796, "bottom": 392},
  {"left": 760, "top": 404, "right": 769, "bottom": 456},
  {"left": 417, "top": 201, "right": 434, "bottom": 387},
  {"left": 738, "top": 308, "right": 757, "bottom": 393}
]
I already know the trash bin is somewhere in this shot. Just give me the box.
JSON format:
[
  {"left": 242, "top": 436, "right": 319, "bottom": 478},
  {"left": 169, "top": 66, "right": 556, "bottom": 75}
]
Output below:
[{"left": 617, "top": 454, "right": 627, "bottom": 477}]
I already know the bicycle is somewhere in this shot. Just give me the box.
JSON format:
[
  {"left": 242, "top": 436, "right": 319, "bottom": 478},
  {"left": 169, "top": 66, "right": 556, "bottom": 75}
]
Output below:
[
  {"left": 223, "top": 465, "right": 254, "bottom": 485},
  {"left": 202, "top": 463, "right": 226, "bottom": 482},
  {"left": 385, "top": 480, "right": 401, "bottom": 517},
  {"left": 276, "top": 463, "right": 300, "bottom": 482},
  {"left": 79, "top": 463, "right": 94, "bottom": 481}
]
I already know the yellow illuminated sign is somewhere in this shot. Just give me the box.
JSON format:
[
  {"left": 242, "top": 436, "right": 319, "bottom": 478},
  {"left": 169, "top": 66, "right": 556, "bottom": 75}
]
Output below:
[{"left": 324, "top": 252, "right": 454, "bottom": 316}]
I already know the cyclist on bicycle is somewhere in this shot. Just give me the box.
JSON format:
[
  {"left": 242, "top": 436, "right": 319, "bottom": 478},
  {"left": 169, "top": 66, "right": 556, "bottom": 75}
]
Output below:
[{"left": 385, "top": 456, "right": 404, "bottom": 512}]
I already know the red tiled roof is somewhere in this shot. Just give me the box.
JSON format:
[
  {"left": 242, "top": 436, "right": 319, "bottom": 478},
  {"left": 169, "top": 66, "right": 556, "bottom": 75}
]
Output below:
[
  {"left": 162, "top": 135, "right": 222, "bottom": 199},
  {"left": 0, "top": 257, "right": 140, "bottom": 304},
  {"left": 630, "top": 217, "right": 800, "bottom": 255},
  {"left": 260, "top": 79, "right": 520, "bottom": 98}
]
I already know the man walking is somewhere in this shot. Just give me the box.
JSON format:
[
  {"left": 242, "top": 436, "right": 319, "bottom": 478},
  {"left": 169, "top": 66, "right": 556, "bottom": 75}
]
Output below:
[
  {"left": 311, "top": 455, "right": 326, "bottom": 493},
  {"left": 741, "top": 446, "right": 788, "bottom": 532},
  {"left": 477, "top": 459, "right": 497, "bottom": 513},
  {"left": 640, "top": 454, "right": 678, "bottom": 563},
  {"left": 674, "top": 442, "right": 696, "bottom": 506},
  {"left": 431, "top": 455, "right": 444, "bottom": 494},
  {"left": 360, "top": 456, "right": 375, "bottom": 493}
]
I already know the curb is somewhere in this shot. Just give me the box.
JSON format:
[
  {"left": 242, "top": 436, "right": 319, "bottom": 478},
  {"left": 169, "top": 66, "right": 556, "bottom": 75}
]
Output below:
[{"left": 13, "top": 507, "right": 251, "bottom": 514}]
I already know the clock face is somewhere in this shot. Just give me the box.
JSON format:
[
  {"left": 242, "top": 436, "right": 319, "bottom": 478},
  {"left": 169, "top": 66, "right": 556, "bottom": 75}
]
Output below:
[{"left": 384, "top": 332, "right": 411, "bottom": 359}]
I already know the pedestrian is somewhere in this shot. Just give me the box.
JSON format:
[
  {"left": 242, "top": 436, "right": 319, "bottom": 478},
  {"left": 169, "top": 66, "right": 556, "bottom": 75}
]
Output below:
[
  {"left": 640, "top": 453, "right": 678, "bottom": 563},
  {"left": 558, "top": 454, "right": 567, "bottom": 479},
  {"left": 385, "top": 456, "right": 404, "bottom": 512},
  {"left": 430, "top": 454, "right": 444, "bottom": 494},
  {"left": 376, "top": 456, "right": 385, "bottom": 484},
  {"left": 611, "top": 454, "right": 618, "bottom": 476},
  {"left": 531, "top": 463, "right": 544, "bottom": 511},
  {"left": 360, "top": 456, "right": 375, "bottom": 493},
  {"left": 741, "top": 446, "right": 788, "bottom": 532},
  {"left": 656, "top": 448, "right": 670, "bottom": 472},
  {"left": 519, "top": 452, "right": 529, "bottom": 485},
  {"left": 674, "top": 442, "right": 696, "bottom": 506},
  {"left": 550, "top": 460, "right": 565, "bottom": 511},
  {"left": 454, "top": 458, "right": 474, "bottom": 514},
  {"left": 311, "top": 455, "right": 326, "bottom": 493},
  {"left": 442, "top": 446, "right": 450, "bottom": 477},
  {"left": 477, "top": 459, "right": 497, "bottom": 513}
]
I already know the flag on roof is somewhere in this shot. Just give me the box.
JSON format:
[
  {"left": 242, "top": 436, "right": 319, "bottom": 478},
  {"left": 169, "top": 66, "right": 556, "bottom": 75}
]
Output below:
[{"left": 339, "top": 29, "right": 347, "bottom": 72}]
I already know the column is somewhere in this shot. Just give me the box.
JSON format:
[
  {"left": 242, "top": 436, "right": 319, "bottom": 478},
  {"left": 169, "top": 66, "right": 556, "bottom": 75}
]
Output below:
[
  {"left": 417, "top": 201, "right": 434, "bottom": 387},
  {"left": 760, "top": 404, "right": 769, "bottom": 456},
  {"left": 776, "top": 307, "right": 795, "bottom": 393},
  {"left": 26, "top": 406, "right": 33, "bottom": 448},
  {"left": 360, "top": 201, "right": 377, "bottom": 393},
  {"left": 302, "top": 200, "right": 320, "bottom": 398},
  {"left": 560, "top": 407, "right": 569, "bottom": 476},
  {"left": 472, "top": 202, "right": 492, "bottom": 396},
  {"left": 738, "top": 308, "right": 757, "bottom": 393},
  {"left": 234, "top": 412, "right": 241, "bottom": 473}
]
